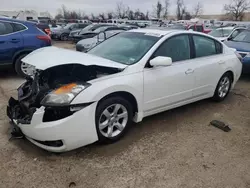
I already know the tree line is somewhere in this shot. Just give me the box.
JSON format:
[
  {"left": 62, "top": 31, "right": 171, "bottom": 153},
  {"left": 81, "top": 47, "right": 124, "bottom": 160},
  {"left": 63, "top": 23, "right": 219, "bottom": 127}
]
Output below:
[{"left": 54, "top": 0, "right": 250, "bottom": 21}]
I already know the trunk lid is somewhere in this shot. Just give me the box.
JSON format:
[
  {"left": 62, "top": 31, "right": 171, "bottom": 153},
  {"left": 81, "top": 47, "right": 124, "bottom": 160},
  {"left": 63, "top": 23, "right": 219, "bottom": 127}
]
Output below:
[{"left": 22, "top": 46, "right": 127, "bottom": 70}]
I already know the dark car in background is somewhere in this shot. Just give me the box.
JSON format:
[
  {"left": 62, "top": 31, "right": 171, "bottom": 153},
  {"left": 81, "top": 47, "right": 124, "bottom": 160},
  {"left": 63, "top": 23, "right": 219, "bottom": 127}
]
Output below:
[
  {"left": 224, "top": 30, "right": 250, "bottom": 73},
  {"left": 71, "top": 25, "right": 123, "bottom": 43},
  {"left": 69, "top": 24, "right": 113, "bottom": 40},
  {"left": 0, "top": 17, "right": 51, "bottom": 77},
  {"left": 51, "top": 23, "right": 89, "bottom": 40}
]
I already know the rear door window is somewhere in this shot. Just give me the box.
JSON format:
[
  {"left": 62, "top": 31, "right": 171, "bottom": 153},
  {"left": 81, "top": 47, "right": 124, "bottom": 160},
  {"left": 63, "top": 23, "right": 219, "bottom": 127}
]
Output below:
[
  {"left": 0, "top": 21, "right": 14, "bottom": 35},
  {"left": 193, "top": 35, "right": 221, "bottom": 58},
  {"left": 196, "top": 25, "right": 203, "bottom": 32},
  {"left": 12, "top": 23, "right": 26, "bottom": 32}
]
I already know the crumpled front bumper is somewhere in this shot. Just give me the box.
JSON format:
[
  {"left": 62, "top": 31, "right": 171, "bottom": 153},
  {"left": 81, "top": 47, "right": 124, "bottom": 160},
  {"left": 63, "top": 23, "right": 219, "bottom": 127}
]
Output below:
[{"left": 7, "top": 97, "right": 99, "bottom": 152}]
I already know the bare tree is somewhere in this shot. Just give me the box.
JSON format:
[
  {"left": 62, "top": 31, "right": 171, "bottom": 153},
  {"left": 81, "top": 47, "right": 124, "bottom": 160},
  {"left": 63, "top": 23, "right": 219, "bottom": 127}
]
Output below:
[
  {"left": 99, "top": 13, "right": 105, "bottom": 20},
  {"left": 116, "top": 1, "right": 128, "bottom": 18},
  {"left": 193, "top": 1, "right": 203, "bottom": 17},
  {"left": 163, "top": 0, "right": 170, "bottom": 19},
  {"left": 153, "top": 1, "right": 163, "bottom": 19},
  {"left": 176, "top": 0, "right": 186, "bottom": 20},
  {"left": 107, "top": 12, "right": 114, "bottom": 19},
  {"left": 224, "top": 0, "right": 250, "bottom": 21},
  {"left": 145, "top": 11, "right": 149, "bottom": 20}
]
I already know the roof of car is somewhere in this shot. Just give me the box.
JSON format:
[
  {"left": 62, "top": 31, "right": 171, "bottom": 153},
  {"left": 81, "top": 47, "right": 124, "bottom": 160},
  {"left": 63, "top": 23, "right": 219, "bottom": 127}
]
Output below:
[
  {"left": 216, "top": 27, "right": 234, "bottom": 30},
  {"left": 0, "top": 17, "right": 30, "bottom": 24},
  {"left": 129, "top": 28, "right": 179, "bottom": 35}
]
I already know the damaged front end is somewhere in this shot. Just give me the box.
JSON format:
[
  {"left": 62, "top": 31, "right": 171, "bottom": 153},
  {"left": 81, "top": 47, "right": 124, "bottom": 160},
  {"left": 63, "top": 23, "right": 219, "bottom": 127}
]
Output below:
[{"left": 7, "top": 63, "right": 122, "bottom": 138}]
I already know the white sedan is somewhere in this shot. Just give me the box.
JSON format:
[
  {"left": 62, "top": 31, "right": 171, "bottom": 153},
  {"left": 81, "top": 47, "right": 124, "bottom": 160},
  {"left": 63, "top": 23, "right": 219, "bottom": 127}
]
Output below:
[{"left": 7, "top": 29, "right": 242, "bottom": 152}]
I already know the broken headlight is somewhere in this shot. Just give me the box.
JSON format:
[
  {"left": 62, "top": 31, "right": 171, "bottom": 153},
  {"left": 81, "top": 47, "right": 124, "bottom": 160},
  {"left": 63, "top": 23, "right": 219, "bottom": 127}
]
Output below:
[{"left": 41, "top": 83, "right": 90, "bottom": 106}]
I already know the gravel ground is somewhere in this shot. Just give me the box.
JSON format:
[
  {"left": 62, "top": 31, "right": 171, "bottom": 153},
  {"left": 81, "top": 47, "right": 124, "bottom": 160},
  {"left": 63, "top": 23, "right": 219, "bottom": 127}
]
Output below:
[{"left": 0, "top": 42, "right": 249, "bottom": 188}]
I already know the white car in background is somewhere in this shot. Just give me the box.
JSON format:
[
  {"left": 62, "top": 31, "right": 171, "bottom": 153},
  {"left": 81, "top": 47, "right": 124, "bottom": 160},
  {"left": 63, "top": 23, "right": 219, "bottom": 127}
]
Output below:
[
  {"left": 209, "top": 27, "right": 246, "bottom": 42},
  {"left": 7, "top": 30, "right": 242, "bottom": 152}
]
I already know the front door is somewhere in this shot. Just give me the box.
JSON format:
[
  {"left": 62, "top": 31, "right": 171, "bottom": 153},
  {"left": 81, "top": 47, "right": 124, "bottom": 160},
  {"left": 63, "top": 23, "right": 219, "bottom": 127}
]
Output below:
[
  {"left": 143, "top": 34, "right": 195, "bottom": 115},
  {"left": 0, "top": 21, "right": 22, "bottom": 65}
]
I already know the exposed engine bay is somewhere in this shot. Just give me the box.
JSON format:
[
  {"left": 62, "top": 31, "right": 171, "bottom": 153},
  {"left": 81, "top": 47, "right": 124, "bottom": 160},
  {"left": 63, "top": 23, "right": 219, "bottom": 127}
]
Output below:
[{"left": 7, "top": 64, "right": 122, "bottom": 125}]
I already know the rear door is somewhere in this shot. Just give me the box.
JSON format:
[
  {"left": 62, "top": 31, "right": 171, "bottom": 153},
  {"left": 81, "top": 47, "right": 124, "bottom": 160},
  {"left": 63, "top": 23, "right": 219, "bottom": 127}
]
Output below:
[
  {"left": 190, "top": 34, "right": 225, "bottom": 97},
  {"left": 0, "top": 21, "right": 23, "bottom": 65}
]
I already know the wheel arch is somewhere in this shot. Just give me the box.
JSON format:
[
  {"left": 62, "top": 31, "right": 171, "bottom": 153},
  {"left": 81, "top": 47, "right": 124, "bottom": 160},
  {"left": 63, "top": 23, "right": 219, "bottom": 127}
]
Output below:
[
  {"left": 12, "top": 49, "right": 33, "bottom": 66},
  {"left": 98, "top": 91, "right": 139, "bottom": 117}
]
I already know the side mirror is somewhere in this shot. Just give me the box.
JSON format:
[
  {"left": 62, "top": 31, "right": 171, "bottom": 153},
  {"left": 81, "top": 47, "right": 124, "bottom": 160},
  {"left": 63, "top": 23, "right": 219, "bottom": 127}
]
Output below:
[
  {"left": 69, "top": 27, "right": 72, "bottom": 31},
  {"left": 227, "top": 36, "right": 233, "bottom": 41},
  {"left": 149, "top": 56, "right": 172, "bottom": 67},
  {"left": 97, "top": 32, "right": 106, "bottom": 42}
]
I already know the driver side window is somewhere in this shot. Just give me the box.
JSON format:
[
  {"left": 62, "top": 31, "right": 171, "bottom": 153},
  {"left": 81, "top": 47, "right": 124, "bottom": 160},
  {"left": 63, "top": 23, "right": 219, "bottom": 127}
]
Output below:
[{"left": 153, "top": 35, "right": 191, "bottom": 62}]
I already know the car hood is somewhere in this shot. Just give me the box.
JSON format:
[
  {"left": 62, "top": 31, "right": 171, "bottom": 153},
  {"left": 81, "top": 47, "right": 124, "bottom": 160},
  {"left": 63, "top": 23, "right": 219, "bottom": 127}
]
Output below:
[
  {"left": 22, "top": 46, "right": 127, "bottom": 70},
  {"left": 77, "top": 37, "right": 97, "bottom": 45},
  {"left": 215, "top": 37, "right": 227, "bottom": 41},
  {"left": 224, "top": 40, "right": 250, "bottom": 52}
]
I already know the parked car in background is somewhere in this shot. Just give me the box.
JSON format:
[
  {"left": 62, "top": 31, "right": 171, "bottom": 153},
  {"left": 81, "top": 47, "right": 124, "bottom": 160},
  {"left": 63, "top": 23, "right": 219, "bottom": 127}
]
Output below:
[
  {"left": 0, "top": 17, "right": 51, "bottom": 77},
  {"left": 71, "top": 25, "right": 124, "bottom": 43},
  {"left": 51, "top": 23, "right": 89, "bottom": 40},
  {"left": 187, "top": 24, "right": 212, "bottom": 33},
  {"left": 36, "top": 23, "right": 51, "bottom": 36},
  {"left": 224, "top": 30, "right": 250, "bottom": 73},
  {"left": 69, "top": 24, "right": 113, "bottom": 41},
  {"left": 7, "top": 30, "right": 242, "bottom": 152},
  {"left": 209, "top": 27, "right": 245, "bottom": 42},
  {"left": 76, "top": 30, "right": 124, "bottom": 52}
]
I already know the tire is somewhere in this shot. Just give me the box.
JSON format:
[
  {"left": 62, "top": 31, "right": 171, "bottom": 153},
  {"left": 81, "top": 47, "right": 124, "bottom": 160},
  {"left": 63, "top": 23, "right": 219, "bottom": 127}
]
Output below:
[
  {"left": 14, "top": 53, "right": 30, "bottom": 78},
  {"left": 95, "top": 96, "right": 133, "bottom": 144},
  {"left": 60, "top": 33, "right": 68, "bottom": 41},
  {"left": 212, "top": 72, "right": 232, "bottom": 102}
]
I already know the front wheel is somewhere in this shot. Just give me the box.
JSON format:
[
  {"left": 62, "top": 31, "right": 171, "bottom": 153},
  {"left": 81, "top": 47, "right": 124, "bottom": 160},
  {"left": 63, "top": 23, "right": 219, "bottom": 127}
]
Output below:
[
  {"left": 212, "top": 73, "right": 232, "bottom": 102},
  {"left": 14, "top": 54, "right": 32, "bottom": 78},
  {"left": 95, "top": 97, "right": 133, "bottom": 143}
]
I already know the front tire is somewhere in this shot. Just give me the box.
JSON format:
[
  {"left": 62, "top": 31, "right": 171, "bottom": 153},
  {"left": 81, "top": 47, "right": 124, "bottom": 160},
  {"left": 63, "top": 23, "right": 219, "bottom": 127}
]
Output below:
[
  {"left": 95, "top": 97, "right": 133, "bottom": 143},
  {"left": 213, "top": 72, "right": 232, "bottom": 102}
]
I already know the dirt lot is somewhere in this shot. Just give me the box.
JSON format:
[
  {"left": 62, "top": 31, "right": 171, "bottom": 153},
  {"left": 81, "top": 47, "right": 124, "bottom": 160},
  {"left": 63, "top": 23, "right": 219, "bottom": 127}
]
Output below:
[{"left": 0, "top": 42, "right": 249, "bottom": 188}]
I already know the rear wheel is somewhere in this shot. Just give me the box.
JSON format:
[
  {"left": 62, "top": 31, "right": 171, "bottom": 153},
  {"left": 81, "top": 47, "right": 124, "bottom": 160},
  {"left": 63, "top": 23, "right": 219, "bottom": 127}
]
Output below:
[
  {"left": 95, "top": 97, "right": 133, "bottom": 143},
  {"left": 212, "top": 73, "right": 232, "bottom": 102},
  {"left": 14, "top": 54, "right": 32, "bottom": 78},
  {"left": 60, "top": 33, "right": 69, "bottom": 41}
]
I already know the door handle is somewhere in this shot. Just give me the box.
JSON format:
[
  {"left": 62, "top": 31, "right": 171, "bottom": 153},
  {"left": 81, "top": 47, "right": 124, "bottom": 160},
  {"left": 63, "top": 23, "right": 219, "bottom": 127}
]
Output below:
[
  {"left": 218, "top": 60, "right": 225, "bottom": 65},
  {"left": 0, "top": 41, "right": 5, "bottom": 44},
  {"left": 9, "top": 38, "right": 20, "bottom": 43},
  {"left": 185, "top": 69, "right": 194, "bottom": 74}
]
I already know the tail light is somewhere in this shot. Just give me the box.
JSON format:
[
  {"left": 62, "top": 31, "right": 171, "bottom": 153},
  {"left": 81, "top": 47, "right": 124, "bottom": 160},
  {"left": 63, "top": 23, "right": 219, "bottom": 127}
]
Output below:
[
  {"left": 235, "top": 51, "right": 242, "bottom": 62},
  {"left": 36, "top": 35, "right": 51, "bottom": 44},
  {"left": 45, "top": 28, "right": 51, "bottom": 36}
]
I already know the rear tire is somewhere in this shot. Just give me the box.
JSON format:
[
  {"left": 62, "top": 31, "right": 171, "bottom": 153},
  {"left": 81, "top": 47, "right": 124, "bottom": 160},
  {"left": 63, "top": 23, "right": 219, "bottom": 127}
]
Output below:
[
  {"left": 212, "top": 72, "right": 232, "bottom": 102},
  {"left": 95, "top": 96, "right": 133, "bottom": 144},
  {"left": 14, "top": 54, "right": 30, "bottom": 78},
  {"left": 60, "top": 33, "right": 68, "bottom": 41}
]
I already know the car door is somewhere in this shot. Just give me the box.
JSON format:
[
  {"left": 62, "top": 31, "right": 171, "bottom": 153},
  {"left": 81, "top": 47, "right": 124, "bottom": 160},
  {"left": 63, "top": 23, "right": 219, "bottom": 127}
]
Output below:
[
  {"left": 0, "top": 21, "right": 23, "bottom": 65},
  {"left": 143, "top": 34, "right": 196, "bottom": 114},
  {"left": 190, "top": 34, "right": 225, "bottom": 97}
]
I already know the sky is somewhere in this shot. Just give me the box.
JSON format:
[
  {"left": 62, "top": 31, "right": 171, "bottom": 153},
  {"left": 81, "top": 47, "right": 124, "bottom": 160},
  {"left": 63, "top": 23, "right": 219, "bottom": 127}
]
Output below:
[{"left": 1, "top": 0, "right": 229, "bottom": 16}]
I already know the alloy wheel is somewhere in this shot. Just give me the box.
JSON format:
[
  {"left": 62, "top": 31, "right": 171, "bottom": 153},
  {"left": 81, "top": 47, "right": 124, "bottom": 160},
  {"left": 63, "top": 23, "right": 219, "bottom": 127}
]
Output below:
[
  {"left": 218, "top": 76, "right": 230, "bottom": 98},
  {"left": 20, "top": 62, "right": 34, "bottom": 76},
  {"left": 98, "top": 104, "right": 128, "bottom": 138}
]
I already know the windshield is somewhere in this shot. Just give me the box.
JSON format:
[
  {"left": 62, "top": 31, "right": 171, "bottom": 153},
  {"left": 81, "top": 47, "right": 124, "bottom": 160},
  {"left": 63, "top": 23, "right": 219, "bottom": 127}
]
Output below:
[
  {"left": 79, "top": 24, "right": 94, "bottom": 34},
  {"left": 94, "top": 26, "right": 108, "bottom": 33},
  {"left": 209, "top": 28, "right": 233, "bottom": 37},
  {"left": 64, "top": 23, "right": 74, "bottom": 29},
  {"left": 232, "top": 31, "right": 250, "bottom": 42},
  {"left": 88, "top": 32, "right": 160, "bottom": 65}
]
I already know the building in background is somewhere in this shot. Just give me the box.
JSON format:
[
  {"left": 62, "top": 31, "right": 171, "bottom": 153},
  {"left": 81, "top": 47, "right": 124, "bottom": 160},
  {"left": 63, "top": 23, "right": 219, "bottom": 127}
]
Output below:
[{"left": 0, "top": 10, "right": 38, "bottom": 20}]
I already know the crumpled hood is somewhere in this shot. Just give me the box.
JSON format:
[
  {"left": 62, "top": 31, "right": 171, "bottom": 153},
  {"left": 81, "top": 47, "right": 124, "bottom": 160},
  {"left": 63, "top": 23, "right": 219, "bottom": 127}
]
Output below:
[{"left": 22, "top": 46, "right": 127, "bottom": 70}]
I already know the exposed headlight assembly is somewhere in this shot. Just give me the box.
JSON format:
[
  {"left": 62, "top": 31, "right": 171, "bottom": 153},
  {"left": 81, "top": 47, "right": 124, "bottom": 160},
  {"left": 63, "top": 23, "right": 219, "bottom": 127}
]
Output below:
[{"left": 41, "top": 83, "right": 90, "bottom": 106}]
